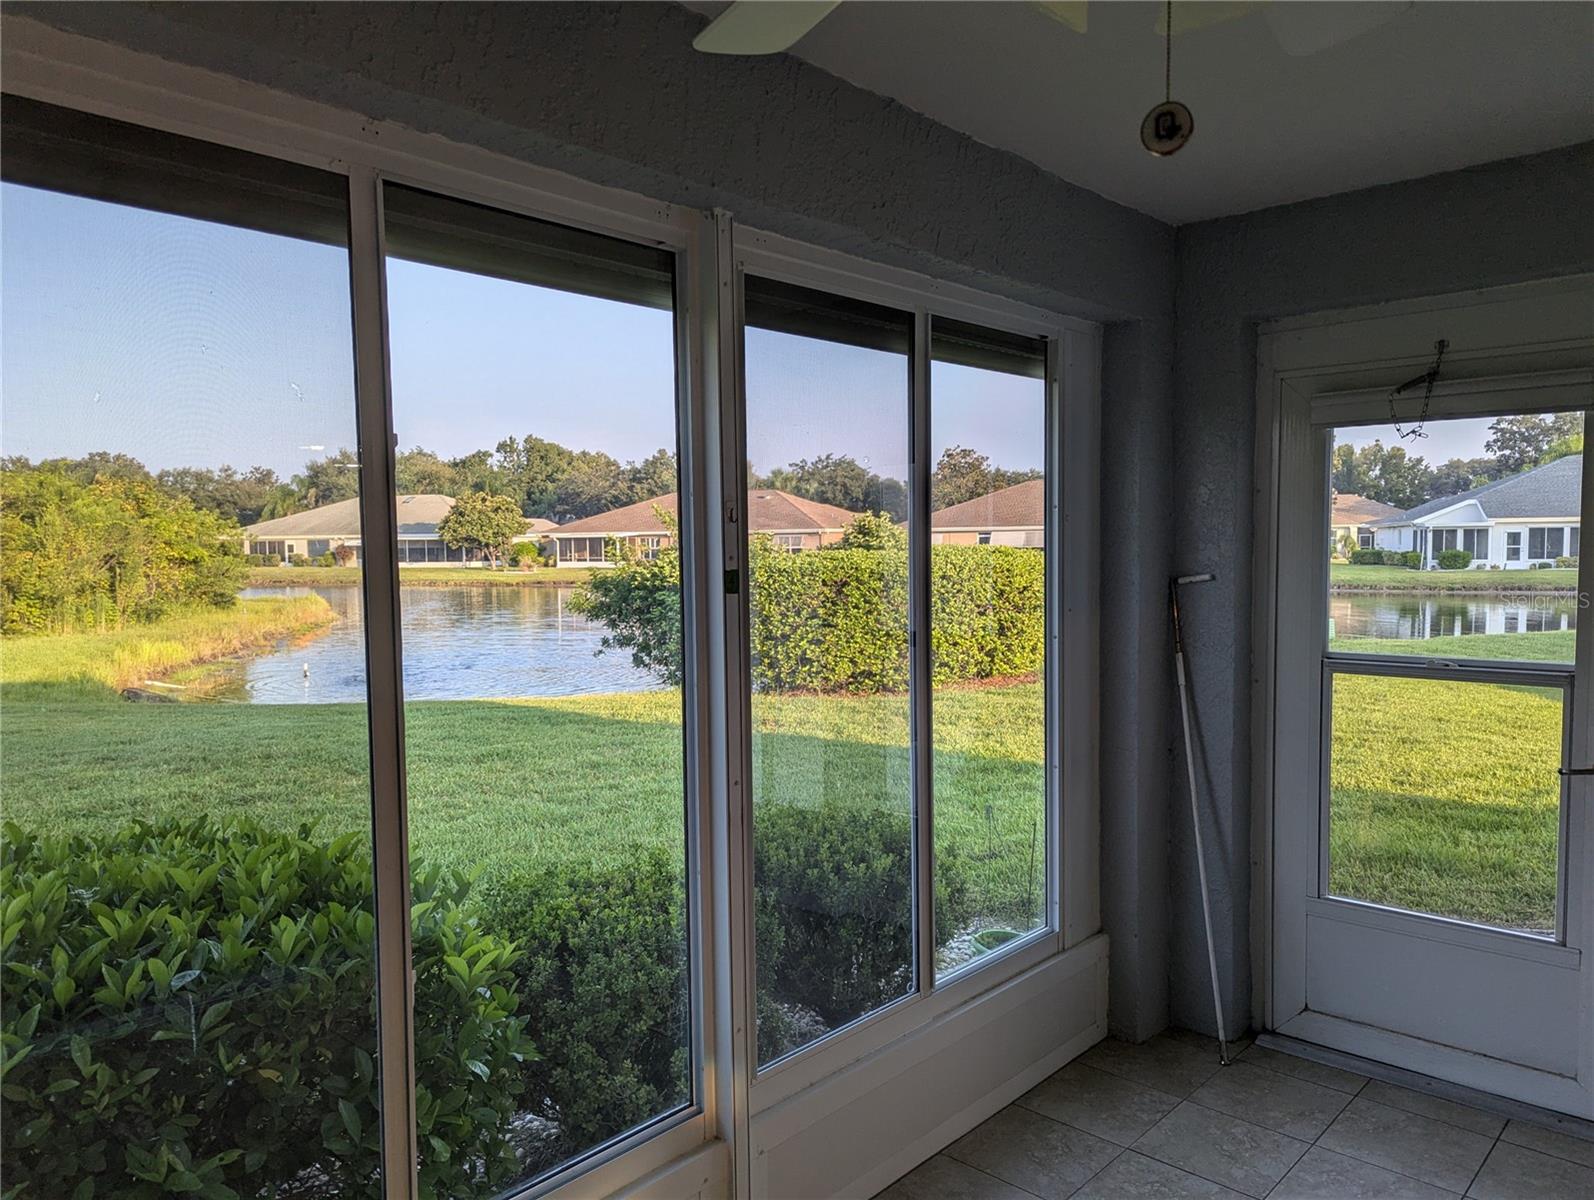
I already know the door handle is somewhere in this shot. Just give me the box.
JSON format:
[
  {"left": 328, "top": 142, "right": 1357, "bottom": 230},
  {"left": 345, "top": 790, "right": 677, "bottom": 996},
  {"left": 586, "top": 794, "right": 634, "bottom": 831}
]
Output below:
[{"left": 1558, "top": 766, "right": 1594, "bottom": 776}]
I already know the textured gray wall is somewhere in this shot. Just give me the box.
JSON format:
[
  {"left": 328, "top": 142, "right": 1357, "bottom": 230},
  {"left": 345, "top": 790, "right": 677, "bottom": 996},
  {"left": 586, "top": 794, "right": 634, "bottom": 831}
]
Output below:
[
  {"left": 13, "top": 2, "right": 1180, "bottom": 1039},
  {"left": 1170, "top": 142, "right": 1594, "bottom": 1037}
]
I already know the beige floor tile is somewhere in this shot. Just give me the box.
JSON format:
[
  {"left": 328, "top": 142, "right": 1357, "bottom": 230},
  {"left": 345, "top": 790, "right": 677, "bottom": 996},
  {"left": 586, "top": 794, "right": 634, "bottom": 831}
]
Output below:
[
  {"left": 1269, "top": 1146, "right": 1461, "bottom": 1199},
  {"left": 1318, "top": 1097, "right": 1493, "bottom": 1195},
  {"left": 1069, "top": 1150, "right": 1248, "bottom": 1199},
  {"left": 1081, "top": 1034, "right": 1223, "bottom": 1098},
  {"left": 1499, "top": 1119, "right": 1594, "bottom": 1169},
  {"left": 1234, "top": 1044, "right": 1368, "bottom": 1095},
  {"left": 1189, "top": 1061, "right": 1352, "bottom": 1141},
  {"left": 874, "top": 1153, "right": 1037, "bottom": 1200},
  {"left": 1359, "top": 1080, "right": 1506, "bottom": 1138},
  {"left": 1018, "top": 1061, "right": 1179, "bottom": 1146},
  {"left": 945, "top": 1106, "right": 1118, "bottom": 1200},
  {"left": 1467, "top": 1140, "right": 1594, "bottom": 1200},
  {"left": 1132, "top": 1101, "right": 1308, "bottom": 1198}
]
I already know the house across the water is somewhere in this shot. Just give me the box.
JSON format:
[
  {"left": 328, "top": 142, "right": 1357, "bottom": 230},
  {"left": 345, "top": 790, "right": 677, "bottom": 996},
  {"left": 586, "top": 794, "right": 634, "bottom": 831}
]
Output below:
[
  {"left": 551, "top": 489, "right": 858, "bottom": 566},
  {"left": 1330, "top": 492, "right": 1401, "bottom": 555},
  {"left": 930, "top": 478, "right": 1044, "bottom": 547},
  {"left": 1370, "top": 454, "right": 1582, "bottom": 569},
  {"left": 241, "top": 494, "right": 557, "bottom": 565}
]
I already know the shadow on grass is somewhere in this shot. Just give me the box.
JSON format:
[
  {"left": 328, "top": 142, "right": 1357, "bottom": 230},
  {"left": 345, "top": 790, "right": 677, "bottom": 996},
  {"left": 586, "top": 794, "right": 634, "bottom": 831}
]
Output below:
[{"left": 1, "top": 692, "right": 1044, "bottom": 922}]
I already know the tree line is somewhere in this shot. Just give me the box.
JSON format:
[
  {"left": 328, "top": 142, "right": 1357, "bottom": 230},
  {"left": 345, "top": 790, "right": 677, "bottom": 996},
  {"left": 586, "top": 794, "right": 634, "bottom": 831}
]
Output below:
[
  {"left": 4, "top": 436, "right": 1042, "bottom": 532},
  {"left": 1334, "top": 413, "right": 1583, "bottom": 511}
]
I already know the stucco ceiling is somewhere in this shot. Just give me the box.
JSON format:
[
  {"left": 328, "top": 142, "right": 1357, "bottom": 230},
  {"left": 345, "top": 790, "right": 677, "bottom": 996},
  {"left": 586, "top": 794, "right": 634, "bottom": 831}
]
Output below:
[{"left": 682, "top": 1, "right": 1593, "bottom": 225}]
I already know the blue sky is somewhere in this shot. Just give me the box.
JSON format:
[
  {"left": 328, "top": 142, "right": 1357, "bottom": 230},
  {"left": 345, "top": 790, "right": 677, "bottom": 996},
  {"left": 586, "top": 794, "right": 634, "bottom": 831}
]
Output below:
[
  {"left": 1337, "top": 417, "right": 1497, "bottom": 463},
  {"left": 4, "top": 183, "right": 1045, "bottom": 482}
]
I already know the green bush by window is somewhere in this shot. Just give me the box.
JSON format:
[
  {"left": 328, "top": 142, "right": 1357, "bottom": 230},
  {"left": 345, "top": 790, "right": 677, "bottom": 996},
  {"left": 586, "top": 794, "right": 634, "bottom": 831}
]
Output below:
[
  {"left": 754, "top": 801, "right": 973, "bottom": 1061},
  {"left": 0, "top": 818, "right": 533, "bottom": 1200},
  {"left": 481, "top": 851, "right": 689, "bottom": 1172},
  {"left": 1436, "top": 549, "right": 1473, "bottom": 570}
]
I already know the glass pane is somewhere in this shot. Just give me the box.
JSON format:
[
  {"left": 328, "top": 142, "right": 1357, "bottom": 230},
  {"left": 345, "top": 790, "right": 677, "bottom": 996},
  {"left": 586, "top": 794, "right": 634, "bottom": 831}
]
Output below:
[
  {"left": 929, "top": 320, "right": 1048, "bottom": 974},
  {"left": 1328, "top": 672, "right": 1562, "bottom": 935},
  {"left": 382, "top": 184, "right": 689, "bottom": 1191},
  {"left": 1328, "top": 412, "right": 1583, "bottom": 664},
  {"left": 0, "top": 131, "right": 380, "bottom": 1195},
  {"left": 744, "top": 276, "right": 914, "bottom": 1066}
]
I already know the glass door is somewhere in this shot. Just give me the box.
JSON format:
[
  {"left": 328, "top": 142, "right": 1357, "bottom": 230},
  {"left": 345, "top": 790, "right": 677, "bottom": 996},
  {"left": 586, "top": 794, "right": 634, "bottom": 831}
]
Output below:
[{"left": 1273, "top": 387, "right": 1594, "bottom": 1117}]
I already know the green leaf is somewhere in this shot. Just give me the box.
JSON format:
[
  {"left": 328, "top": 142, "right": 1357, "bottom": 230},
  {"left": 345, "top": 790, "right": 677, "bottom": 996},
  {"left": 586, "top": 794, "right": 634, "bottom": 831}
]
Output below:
[{"left": 338, "top": 1097, "right": 362, "bottom": 1143}]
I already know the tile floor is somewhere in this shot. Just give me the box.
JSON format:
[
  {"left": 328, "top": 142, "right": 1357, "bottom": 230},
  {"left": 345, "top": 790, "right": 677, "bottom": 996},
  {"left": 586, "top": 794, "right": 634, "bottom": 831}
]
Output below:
[{"left": 874, "top": 1032, "right": 1594, "bottom": 1199}]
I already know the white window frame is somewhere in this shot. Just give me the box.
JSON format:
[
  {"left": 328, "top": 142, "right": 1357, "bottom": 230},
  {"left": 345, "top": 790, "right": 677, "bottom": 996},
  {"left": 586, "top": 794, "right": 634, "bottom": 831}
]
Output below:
[{"left": 2, "top": 16, "right": 1104, "bottom": 1199}]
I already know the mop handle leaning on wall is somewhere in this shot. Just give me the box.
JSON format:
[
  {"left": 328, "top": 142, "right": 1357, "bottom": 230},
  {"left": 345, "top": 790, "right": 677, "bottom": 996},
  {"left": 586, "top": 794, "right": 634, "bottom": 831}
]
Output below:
[{"left": 1170, "top": 573, "right": 1231, "bottom": 1067}]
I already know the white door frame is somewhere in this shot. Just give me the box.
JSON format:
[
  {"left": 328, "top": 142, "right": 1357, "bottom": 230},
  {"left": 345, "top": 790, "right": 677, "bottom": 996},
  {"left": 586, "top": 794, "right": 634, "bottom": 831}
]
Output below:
[{"left": 1253, "top": 275, "right": 1594, "bottom": 1116}]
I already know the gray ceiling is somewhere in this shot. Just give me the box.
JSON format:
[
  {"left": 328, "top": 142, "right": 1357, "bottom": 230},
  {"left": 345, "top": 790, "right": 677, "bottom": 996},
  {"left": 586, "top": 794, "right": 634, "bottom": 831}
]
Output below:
[{"left": 684, "top": 1, "right": 1593, "bottom": 224}]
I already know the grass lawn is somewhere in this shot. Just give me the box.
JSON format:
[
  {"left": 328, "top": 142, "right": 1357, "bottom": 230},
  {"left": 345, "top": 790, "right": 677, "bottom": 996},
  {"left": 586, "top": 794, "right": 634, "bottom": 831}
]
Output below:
[
  {"left": 1329, "top": 671, "right": 1561, "bottom": 933},
  {"left": 0, "top": 597, "right": 334, "bottom": 701},
  {"left": 0, "top": 679, "right": 1044, "bottom": 928},
  {"left": 1330, "top": 564, "right": 1578, "bottom": 592},
  {"left": 246, "top": 566, "right": 596, "bottom": 588},
  {"left": 1332, "top": 628, "right": 1576, "bottom": 663}
]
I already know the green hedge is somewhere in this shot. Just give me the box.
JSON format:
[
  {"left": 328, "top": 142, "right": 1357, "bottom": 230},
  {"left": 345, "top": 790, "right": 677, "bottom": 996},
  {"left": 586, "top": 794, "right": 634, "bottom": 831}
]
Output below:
[
  {"left": 483, "top": 851, "right": 689, "bottom": 1171},
  {"left": 2, "top": 809, "right": 968, "bottom": 1193},
  {"left": 0, "top": 818, "right": 532, "bottom": 1200},
  {"left": 748, "top": 546, "right": 1041, "bottom": 693},
  {"left": 754, "top": 801, "right": 972, "bottom": 1062},
  {"left": 1436, "top": 549, "right": 1473, "bottom": 570}
]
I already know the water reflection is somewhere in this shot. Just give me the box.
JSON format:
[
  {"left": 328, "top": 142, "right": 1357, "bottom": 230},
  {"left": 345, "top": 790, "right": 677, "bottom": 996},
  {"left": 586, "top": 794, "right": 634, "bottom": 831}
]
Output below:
[
  {"left": 1330, "top": 594, "right": 1578, "bottom": 641},
  {"left": 227, "top": 585, "right": 658, "bottom": 703}
]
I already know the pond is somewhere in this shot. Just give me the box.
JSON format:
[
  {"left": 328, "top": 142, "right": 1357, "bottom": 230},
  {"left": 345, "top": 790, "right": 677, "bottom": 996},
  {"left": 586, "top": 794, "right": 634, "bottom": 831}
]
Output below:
[
  {"left": 226, "top": 586, "right": 660, "bottom": 703},
  {"left": 1330, "top": 592, "right": 1579, "bottom": 641}
]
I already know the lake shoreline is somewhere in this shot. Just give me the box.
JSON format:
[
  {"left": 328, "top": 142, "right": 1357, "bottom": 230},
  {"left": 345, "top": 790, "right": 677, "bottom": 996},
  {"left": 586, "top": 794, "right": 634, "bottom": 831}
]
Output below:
[{"left": 245, "top": 566, "right": 595, "bottom": 590}]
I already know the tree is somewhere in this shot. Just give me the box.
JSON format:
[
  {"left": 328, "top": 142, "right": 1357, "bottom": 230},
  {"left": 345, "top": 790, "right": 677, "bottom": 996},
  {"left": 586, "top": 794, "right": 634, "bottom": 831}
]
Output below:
[
  {"left": 1429, "top": 456, "right": 1498, "bottom": 499},
  {"left": 553, "top": 451, "right": 627, "bottom": 521},
  {"left": 514, "top": 436, "right": 578, "bottom": 518},
  {"left": 836, "top": 511, "right": 907, "bottom": 551},
  {"left": 932, "top": 446, "right": 994, "bottom": 509},
  {"left": 571, "top": 509, "right": 683, "bottom": 685},
  {"left": 436, "top": 491, "right": 526, "bottom": 569},
  {"left": 395, "top": 447, "right": 459, "bottom": 495},
  {"left": 156, "top": 464, "right": 282, "bottom": 527},
  {"left": 628, "top": 448, "right": 678, "bottom": 501},
  {"left": 36, "top": 451, "right": 154, "bottom": 486},
  {"left": 1, "top": 463, "right": 246, "bottom": 634},
  {"left": 1486, "top": 413, "right": 1584, "bottom": 476},
  {"left": 292, "top": 449, "right": 360, "bottom": 508}
]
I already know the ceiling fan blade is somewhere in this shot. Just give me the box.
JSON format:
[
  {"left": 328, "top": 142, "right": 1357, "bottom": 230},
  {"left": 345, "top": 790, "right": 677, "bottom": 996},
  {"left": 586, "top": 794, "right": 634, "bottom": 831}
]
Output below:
[
  {"left": 1034, "top": 2, "right": 1088, "bottom": 35},
  {"left": 1264, "top": 1, "right": 1412, "bottom": 56},
  {"left": 1154, "top": 2, "right": 1267, "bottom": 36},
  {"left": 692, "top": 1, "right": 841, "bottom": 55}
]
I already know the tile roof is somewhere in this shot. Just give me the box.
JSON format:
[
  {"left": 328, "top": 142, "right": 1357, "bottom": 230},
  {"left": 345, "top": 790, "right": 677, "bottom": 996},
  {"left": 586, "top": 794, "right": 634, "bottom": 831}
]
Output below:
[
  {"left": 1371, "top": 454, "right": 1582, "bottom": 525},
  {"left": 930, "top": 479, "right": 1044, "bottom": 529},
  {"left": 242, "top": 494, "right": 550, "bottom": 539},
  {"left": 553, "top": 490, "right": 860, "bottom": 536},
  {"left": 1331, "top": 492, "right": 1401, "bottom": 525}
]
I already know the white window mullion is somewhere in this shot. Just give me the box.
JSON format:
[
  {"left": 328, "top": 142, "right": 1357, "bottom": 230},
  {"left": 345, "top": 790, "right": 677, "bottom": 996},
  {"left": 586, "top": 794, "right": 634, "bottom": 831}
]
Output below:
[
  {"left": 910, "top": 310, "right": 935, "bottom": 990},
  {"left": 346, "top": 166, "right": 420, "bottom": 1200}
]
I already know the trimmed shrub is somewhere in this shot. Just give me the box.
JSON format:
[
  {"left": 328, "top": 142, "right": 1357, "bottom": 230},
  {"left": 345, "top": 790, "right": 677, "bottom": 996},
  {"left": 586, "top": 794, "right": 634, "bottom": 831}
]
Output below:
[
  {"left": 747, "top": 545, "right": 1042, "bottom": 693},
  {"left": 580, "top": 541, "right": 1043, "bottom": 694},
  {"left": 1556, "top": 555, "right": 1578, "bottom": 568},
  {"left": 1348, "top": 549, "right": 1385, "bottom": 565},
  {"left": 481, "top": 851, "right": 689, "bottom": 1172},
  {"left": 754, "top": 801, "right": 973, "bottom": 1061},
  {"left": 1400, "top": 551, "right": 1422, "bottom": 568},
  {"left": 0, "top": 818, "right": 533, "bottom": 1200},
  {"left": 1436, "top": 549, "right": 1473, "bottom": 570},
  {"left": 288, "top": 554, "right": 311, "bottom": 567}
]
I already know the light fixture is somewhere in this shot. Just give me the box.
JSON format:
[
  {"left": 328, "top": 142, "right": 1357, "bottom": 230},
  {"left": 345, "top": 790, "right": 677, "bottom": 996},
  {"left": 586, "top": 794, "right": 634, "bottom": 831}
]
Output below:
[{"left": 1142, "top": 0, "right": 1194, "bottom": 156}]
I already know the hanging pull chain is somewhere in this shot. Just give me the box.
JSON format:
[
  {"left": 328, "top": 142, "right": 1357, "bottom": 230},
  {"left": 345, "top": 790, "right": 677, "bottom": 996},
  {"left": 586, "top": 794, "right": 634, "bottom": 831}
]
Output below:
[
  {"left": 1388, "top": 338, "right": 1449, "bottom": 441},
  {"left": 1165, "top": 0, "right": 1173, "bottom": 103}
]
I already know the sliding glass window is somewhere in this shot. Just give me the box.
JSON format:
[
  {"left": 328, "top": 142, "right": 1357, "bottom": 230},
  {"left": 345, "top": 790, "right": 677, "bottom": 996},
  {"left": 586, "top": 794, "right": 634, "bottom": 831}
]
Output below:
[
  {"left": 380, "top": 184, "right": 691, "bottom": 1191},
  {"left": 0, "top": 100, "right": 382, "bottom": 1197},
  {"left": 929, "top": 320, "right": 1049, "bottom": 974},
  {"left": 743, "top": 277, "right": 916, "bottom": 1066}
]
